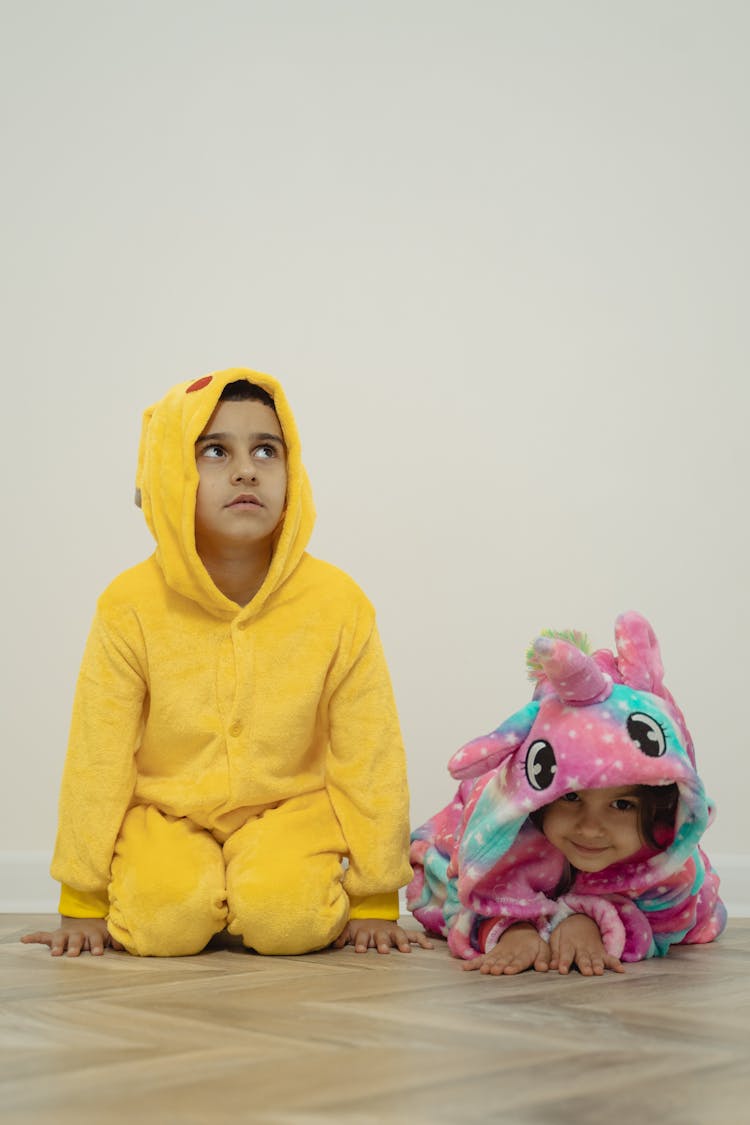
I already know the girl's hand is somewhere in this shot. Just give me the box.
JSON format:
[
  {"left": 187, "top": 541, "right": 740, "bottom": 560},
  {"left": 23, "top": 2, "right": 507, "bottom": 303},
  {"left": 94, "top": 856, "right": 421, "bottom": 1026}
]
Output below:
[
  {"left": 548, "top": 913, "right": 625, "bottom": 975},
  {"left": 21, "top": 916, "right": 124, "bottom": 957},
  {"left": 463, "top": 922, "right": 550, "bottom": 975},
  {"left": 334, "top": 918, "right": 434, "bottom": 954}
]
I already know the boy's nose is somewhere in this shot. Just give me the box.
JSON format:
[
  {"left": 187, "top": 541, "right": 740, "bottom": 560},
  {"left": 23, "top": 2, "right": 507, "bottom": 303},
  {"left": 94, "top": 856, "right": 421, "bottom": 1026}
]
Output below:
[{"left": 232, "top": 463, "right": 257, "bottom": 484}]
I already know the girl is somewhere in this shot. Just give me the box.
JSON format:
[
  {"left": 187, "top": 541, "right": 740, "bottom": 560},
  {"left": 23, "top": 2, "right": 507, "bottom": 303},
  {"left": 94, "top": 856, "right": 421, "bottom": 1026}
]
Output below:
[{"left": 407, "top": 612, "right": 726, "bottom": 975}]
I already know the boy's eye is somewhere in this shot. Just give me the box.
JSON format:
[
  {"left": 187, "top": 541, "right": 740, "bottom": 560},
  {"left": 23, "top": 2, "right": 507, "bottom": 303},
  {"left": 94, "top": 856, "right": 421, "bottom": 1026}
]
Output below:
[
  {"left": 199, "top": 443, "right": 226, "bottom": 459},
  {"left": 254, "top": 444, "right": 277, "bottom": 460}
]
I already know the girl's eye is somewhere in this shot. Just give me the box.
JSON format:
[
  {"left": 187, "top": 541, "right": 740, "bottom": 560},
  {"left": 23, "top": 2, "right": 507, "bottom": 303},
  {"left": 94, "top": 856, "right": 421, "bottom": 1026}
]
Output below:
[
  {"left": 560, "top": 792, "right": 580, "bottom": 804},
  {"left": 613, "top": 798, "right": 636, "bottom": 811},
  {"left": 200, "top": 444, "right": 226, "bottom": 459}
]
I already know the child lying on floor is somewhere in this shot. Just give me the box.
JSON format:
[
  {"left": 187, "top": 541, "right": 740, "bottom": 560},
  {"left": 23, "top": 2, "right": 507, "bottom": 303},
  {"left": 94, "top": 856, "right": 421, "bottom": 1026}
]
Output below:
[{"left": 407, "top": 612, "right": 726, "bottom": 974}]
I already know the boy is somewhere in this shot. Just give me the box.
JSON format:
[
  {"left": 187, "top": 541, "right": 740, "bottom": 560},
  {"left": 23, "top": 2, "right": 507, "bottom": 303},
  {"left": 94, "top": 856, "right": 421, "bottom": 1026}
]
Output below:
[{"left": 24, "top": 368, "right": 426, "bottom": 958}]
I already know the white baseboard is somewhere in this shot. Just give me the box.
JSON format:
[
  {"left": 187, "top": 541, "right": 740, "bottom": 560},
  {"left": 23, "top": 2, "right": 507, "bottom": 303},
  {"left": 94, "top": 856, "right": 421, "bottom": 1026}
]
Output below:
[
  {"left": 3, "top": 851, "right": 749, "bottom": 917},
  {"left": 0, "top": 851, "right": 60, "bottom": 913},
  {"left": 707, "top": 854, "right": 750, "bottom": 917}
]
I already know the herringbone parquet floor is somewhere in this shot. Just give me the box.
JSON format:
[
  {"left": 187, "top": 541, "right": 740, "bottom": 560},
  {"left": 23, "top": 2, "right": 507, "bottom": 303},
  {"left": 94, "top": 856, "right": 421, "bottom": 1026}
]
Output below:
[{"left": 2, "top": 915, "right": 748, "bottom": 1124}]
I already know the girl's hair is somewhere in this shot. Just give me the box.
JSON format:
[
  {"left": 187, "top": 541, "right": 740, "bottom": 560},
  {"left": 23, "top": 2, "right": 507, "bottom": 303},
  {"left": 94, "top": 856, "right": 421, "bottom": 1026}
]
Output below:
[
  {"left": 530, "top": 783, "right": 680, "bottom": 896},
  {"left": 219, "top": 380, "right": 276, "bottom": 410},
  {"left": 636, "top": 783, "right": 680, "bottom": 847}
]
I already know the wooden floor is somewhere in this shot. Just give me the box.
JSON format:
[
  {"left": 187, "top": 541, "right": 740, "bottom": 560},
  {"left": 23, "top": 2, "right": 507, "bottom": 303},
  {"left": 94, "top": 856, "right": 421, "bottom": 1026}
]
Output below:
[{"left": 2, "top": 915, "right": 749, "bottom": 1124}]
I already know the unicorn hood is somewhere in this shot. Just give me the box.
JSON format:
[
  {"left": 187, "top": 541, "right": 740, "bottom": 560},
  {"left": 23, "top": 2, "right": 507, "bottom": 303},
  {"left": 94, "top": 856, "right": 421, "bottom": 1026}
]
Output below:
[
  {"left": 449, "top": 612, "right": 709, "bottom": 904},
  {"left": 408, "top": 612, "right": 725, "bottom": 961}
]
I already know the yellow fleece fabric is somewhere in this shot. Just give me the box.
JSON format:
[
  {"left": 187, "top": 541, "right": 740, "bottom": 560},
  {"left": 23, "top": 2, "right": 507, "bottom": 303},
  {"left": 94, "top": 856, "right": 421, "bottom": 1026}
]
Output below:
[{"left": 51, "top": 367, "right": 412, "bottom": 951}]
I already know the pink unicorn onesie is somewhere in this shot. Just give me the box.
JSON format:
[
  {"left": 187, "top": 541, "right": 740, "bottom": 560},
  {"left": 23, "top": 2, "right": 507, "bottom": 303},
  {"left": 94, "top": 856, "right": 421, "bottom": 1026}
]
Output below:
[{"left": 407, "top": 612, "right": 726, "bottom": 963}]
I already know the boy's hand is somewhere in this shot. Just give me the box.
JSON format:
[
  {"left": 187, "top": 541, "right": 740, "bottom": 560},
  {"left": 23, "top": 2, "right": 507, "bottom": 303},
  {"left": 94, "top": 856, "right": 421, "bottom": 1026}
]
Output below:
[
  {"left": 334, "top": 918, "right": 434, "bottom": 954},
  {"left": 463, "top": 921, "right": 550, "bottom": 975},
  {"left": 548, "top": 913, "right": 625, "bottom": 975},
  {"left": 21, "top": 916, "right": 124, "bottom": 957}
]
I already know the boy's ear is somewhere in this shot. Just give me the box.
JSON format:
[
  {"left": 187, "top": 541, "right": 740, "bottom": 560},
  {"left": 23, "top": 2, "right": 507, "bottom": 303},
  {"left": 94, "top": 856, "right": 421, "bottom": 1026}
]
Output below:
[
  {"left": 448, "top": 701, "right": 539, "bottom": 780},
  {"left": 614, "top": 611, "right": 665, "bottom": 694}
]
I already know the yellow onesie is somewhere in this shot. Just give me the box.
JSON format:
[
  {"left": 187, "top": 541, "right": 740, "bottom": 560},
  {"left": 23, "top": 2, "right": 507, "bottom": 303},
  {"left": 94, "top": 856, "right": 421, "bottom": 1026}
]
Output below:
[{"left": 51, "top": 368, "right": 412, "bottom": 956}]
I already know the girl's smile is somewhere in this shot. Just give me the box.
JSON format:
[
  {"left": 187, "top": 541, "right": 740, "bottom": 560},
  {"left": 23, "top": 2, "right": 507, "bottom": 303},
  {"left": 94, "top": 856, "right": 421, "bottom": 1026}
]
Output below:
[{"left": 540, "top": 785, "right": 645, "bottom": 872}]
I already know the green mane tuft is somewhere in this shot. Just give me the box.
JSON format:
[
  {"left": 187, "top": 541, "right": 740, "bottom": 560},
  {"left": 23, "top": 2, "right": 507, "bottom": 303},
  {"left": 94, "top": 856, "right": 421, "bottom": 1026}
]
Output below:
[{"left": 526, "top": 629, "right": 591, "bottom": 681}]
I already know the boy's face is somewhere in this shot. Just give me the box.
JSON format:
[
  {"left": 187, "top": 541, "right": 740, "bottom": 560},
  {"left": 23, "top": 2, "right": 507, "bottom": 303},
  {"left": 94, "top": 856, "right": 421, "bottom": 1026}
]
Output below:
[
  {"left": 540, "top": 785, "right": 645, "bottom": 872},
  {"left": 194, "top": 398, "right": 288, "bottom": 558}
]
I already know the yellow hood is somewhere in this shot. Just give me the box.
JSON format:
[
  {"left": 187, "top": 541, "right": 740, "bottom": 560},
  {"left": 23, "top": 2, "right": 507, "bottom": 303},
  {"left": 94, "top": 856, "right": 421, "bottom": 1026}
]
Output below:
[{"left": 135, "top": 367, "right": 315, "bottom": 618}]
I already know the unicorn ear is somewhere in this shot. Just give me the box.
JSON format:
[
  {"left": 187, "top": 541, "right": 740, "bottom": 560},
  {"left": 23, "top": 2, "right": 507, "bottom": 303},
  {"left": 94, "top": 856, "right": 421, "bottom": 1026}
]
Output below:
[
  {"left": 615, "top": 611, "right": 697, "bottom": 767},
  {"left": 614, "top": 611, "right": 665, "bottom": 693},
  {"left": 449, "top": 701, "right": 539, "bottom": 780}
]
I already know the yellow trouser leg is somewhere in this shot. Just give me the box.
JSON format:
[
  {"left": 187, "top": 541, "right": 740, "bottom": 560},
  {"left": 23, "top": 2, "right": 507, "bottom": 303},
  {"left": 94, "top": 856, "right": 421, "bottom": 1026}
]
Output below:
[
  {"left": 224, "top": 790, "right": 349, "bottom": 955},
  {"left": 108, "top": 805, "right": 228, "bottom": 956}
]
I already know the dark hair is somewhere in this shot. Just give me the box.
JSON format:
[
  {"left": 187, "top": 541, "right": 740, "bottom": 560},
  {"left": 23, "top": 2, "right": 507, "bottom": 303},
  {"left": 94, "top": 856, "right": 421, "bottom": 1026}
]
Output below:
[
  {"left": 219, "top": 380, "right": 276, "bottom": 410},
  {"left": 636, "top": 783, "right": 679, "bottom": 847},
  {"left": 529, "top": 782, "right": 680, "bottom": 896}
]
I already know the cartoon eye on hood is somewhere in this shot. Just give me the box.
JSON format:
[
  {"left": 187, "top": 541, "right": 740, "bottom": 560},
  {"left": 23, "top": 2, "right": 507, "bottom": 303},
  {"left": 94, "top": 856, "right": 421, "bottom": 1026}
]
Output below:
[
  {"left": 627, "top": 712, "right": 667, "bottom": 757},
  {"left": 525, "top": 740, "right": 557, "bottom": 790}
]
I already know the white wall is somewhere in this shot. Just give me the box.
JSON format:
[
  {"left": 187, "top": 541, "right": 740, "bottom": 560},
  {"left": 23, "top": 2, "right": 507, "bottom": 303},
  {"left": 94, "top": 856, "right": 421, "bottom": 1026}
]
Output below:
[{"left": 2, "top": 1, "right": 748, "bottom": 908}]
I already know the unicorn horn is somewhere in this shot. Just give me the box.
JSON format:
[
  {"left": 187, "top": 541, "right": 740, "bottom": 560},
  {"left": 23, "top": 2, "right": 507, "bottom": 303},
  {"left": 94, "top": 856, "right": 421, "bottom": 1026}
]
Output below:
[{"left": 534, "top": 636, "right": 612, "bottom": 706}]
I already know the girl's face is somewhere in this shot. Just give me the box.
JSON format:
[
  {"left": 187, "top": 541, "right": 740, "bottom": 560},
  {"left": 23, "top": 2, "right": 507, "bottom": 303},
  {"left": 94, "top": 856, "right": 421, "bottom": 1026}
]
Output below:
[{"left": 540, "top": 785, "right": 645, "bottom": 872}]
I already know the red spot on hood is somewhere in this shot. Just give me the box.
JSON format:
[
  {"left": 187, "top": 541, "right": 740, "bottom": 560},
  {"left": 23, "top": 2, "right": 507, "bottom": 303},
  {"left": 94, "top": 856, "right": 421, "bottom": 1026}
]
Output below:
[{"left": 186, "top": 376, "right": 213, "bottom": 393}]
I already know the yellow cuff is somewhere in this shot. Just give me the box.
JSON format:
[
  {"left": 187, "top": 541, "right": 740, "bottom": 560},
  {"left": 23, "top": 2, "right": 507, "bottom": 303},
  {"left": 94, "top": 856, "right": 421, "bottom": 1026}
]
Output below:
[
  {"left": 58, "top": 883, "right": 109, "bottom": 918},
  {"left": 348, "top": 891, "right": 399, "bottom": 921}
]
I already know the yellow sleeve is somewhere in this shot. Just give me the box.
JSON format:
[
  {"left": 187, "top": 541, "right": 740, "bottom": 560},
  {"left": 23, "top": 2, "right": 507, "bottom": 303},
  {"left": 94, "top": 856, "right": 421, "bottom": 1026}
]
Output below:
[
  {"left": 50, "top": 601, "right": 145, "bottom": 900},
  {"left": 326, "top": 620, "right": 412, "bottom": 903},
  {"left": 59, "top": 884, "right": 109, "bottom": 918},
  {"left": 348, "top": 891, "right": 400, "bottom": 921}
]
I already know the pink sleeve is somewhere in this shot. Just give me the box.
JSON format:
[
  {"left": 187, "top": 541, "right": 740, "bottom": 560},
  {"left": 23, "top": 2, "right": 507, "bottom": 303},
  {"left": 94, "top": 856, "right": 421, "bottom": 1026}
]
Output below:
[
  {"left": 447, "top": 891, "right": 559, "bottom": 960},
  {"left": 548, "top": 893, "right": 655, "bottom": 961}
]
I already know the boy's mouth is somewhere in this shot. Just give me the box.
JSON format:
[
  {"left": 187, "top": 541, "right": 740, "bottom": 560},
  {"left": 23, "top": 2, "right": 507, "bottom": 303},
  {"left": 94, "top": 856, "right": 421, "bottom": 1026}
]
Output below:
[{"left": 227, "top": 493, "right": 262, "bottom": 508}]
